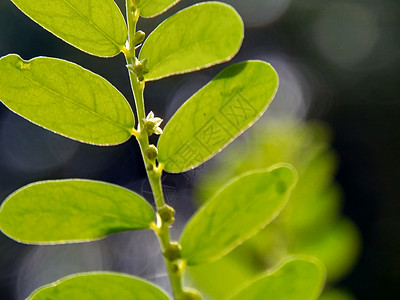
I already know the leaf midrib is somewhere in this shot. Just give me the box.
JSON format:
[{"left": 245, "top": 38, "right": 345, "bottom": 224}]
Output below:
[
  {"left": 19, "top": 70, "right": 132, "bottom": 134},
  {"left": 22, "top": 208, "right": 151, "bottom": 228},
  {"left": 145, "top": 36, "right": 237, "bottom": 79},
  {"left": 61, "top": 0, "right": 124, "bottom": 50}
]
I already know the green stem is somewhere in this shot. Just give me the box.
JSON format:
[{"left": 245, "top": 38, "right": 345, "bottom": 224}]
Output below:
[
  {"left": 126, "top": 0, "right": 139, "bottom": 58},
  {"left": 124, "top": 1, "right": 188, "bottom": 298}
]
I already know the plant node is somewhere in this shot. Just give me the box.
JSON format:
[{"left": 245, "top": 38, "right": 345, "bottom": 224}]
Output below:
[
  {"left": 127, "top": 57, "right": 149, "bottom": 81},
  {"left": 163, "top": 241, "right": 181, "bottom": 261},
  {"left": 177, "top": 289, "right": 202, "bottom": 300},
  {"left": 158, "top": 205, "right": 176, "bottom": 224},
  {"left": 171, "top": 261, "right": 180, "bottom": 273},
  {"left": 130, "top": 0, "right": 140, "bottom": 12},
  {"left": 145, "top": 144, "right": 158, "bottom": 160}
]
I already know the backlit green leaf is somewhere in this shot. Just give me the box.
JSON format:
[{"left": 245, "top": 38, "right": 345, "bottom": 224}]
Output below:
[
  {"left": 138, "top": 0, "right": 182, "bottom": 18},
  {"left": 292, "top": 219, "right": 360, "bottom": 281},
  {"left": 0, "top": 180, "right": 155, "bottom": 244},
  {"left": 27, "top": 272, "right": 171, "bottom": 300},
  {"left": 10, "top": 0, "right": 127, "bottom": 56},
  {"left": 319, "top": 289, "right": 356, "bottom": 300},
  {"left": 139, "top": 2, "right": 244, "bottom": 81},
  {"left": 158, "top": 61, "right": 278, "bottom": 173},
  {"left": 180, "top": 165, "right": 297, "bottom": 265},
  {"left": 0, "top": 54, "right": 135, "bottom": 145},
  {"left": 228, "top": 257, "right": 326, "bottom": 300},
  {"left": 187, "top": 253, "right": 257, "bottom": 300}
]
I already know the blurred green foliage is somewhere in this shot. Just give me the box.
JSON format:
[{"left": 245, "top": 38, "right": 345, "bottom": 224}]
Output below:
[
  {"left": 319, "top": 289, "right": 356, "bottom": 300},
  {"left": 188, "top": 119, "right": 360, "bottom": 299}
]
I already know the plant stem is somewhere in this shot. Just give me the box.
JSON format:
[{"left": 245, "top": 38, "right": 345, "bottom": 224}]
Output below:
[
  {"left": 124, "top": 1, "right": 186, "bottom": 298},
  {"left": 126, "top": 0, "right": 139, "bottom": 59}
]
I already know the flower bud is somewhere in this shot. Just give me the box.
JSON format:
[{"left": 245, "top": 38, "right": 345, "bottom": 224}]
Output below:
[
  {"left": 177, "top": 289, "right": 202, "bottom": 300},
  {"left": 163, "top": 241, "right": 181, "bottom": 261},
  {"left": 158, "top": 205, "right": 175, "bottom": 224},
  {"left": 134, "top": 31, "right": 146, "bottom": 45},
  {"left": 143, "top": 111, "right": 163, "bottom": 136},
  {"left": 126, "top": 57, "right": 149, "bottom": 82},
  {"left": 145, "top": 144, "right": 158, "bottom": 160}
]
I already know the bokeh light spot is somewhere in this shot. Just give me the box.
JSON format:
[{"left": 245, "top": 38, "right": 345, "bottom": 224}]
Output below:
[
  {"left": 313, "top": 2, "right": 379, "bottom": 68},
  {"left": 224, "top": 0, "right": 291, "bottom": 28}
]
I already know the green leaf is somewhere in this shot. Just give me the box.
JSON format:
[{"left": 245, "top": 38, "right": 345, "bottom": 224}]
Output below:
[
  {"left": 0, "top": 179, "right": 155, "bottom": 244},
  {"left": 0, "top": 54, "right": 135, "bottom": 145},
  {"left": 187, "top": 252, "right": 257, "bottom": 300},
  {"left": 139, "top": 2, "right": 244, "bottom": 81},
  {"left": 228, "top": 257, "right": 326, "bottom": 300},
  {"left": 138, "top": 0, "right": 182, "bottom": 18},
  {"left": 27, "top": 272, "right": 171, "bottom": 299},
  {"left": 319, "top": 289, "right": 356, "bottom": 300},
  {"left": 180, "top": 165, "right": 297, "bottom": 265},
  {"left": 10, "top": 0, "right": 127, "bottom": 57},
  {"left": 158, "top": 61, "right": 278, "bottom": 173},
  {"left": 292, "top": 219, "right": 360, "bottom": 281}
]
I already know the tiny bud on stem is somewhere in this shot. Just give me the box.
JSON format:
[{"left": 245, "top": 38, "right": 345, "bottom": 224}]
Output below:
[
  {"left": 158, "top": 205, "right": 176, "bottom": 224},
  {"left": 145, "top": 144, "right": 158, "bottom": 160},
  {"left": 177, "top": 289, "right": 202, "bottom": 300},
  {"left": 163, "top": 242, "right": 181, "bottom": 261},
  {"left": 134, "top": 31, "right": 146, "bottom": 45}
]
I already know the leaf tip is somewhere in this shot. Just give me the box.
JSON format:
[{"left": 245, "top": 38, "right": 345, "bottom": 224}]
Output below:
[{"left": 268, "top": 163, "right": 298, "bottom": 191}]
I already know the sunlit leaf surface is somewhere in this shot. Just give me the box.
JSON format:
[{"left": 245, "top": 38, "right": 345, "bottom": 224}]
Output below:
[
  {"left": 0, "top": 55, "right": 135, "bottom": 145},
  {"left": 228, "top": 257, "right": 326, "bottom": 300},
  {"left": 180, "top": 165, "right": 296, "bottom": 265},
  {"left": 0, "top": 180, "right": 155, "bottom": 244},
  {"left": 158, "top": 61, "right": 278, "bottom": 172},
  {"left": 10, "top": 0, "right": 127, "bottom": 56},
  {"left": 139, "top": 2, "right": 244, "bottom": 80},
  {"left": 138, "top": 0, "right": 182, "bottom": 18},
  {"left": 27, "top": 272, "right": 171, "bottom": 299}
]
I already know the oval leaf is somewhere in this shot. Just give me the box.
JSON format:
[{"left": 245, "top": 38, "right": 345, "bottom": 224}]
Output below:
[
  {"left": 180, "top": 165, "right": 297, "bottom": 265},
  {"left": 10, "top": 0, "right": 127, "bottom": 56},
  {"left": 139, "top": 2, "right": 244, "bottom": 81},
  {"left": 139, "top": 0, "right": 182, "bottom": 18},
  {"left": 0, "top": 180, "right": 155, "bottom": 244},
  {"left": 0, "top": 55, "right": 135, "bottom": 145},
  {"left": 158, "top": 61, "right": 278, "bottom": 173},
  {"left": 27, "top": 272, "right": 171, "bottom": 300},
  {"left": 228, "top": 257, "right": 326, "bottom": 300}
]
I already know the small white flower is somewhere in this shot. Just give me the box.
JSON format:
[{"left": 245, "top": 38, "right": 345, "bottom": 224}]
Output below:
[{"left": 144, "top": 111, "right": 163, "bottom": 135}]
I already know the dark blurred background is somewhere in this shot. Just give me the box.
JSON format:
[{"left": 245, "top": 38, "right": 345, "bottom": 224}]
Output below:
[{"left": 0, "top": 0, "right": 399, "bottom": 299}]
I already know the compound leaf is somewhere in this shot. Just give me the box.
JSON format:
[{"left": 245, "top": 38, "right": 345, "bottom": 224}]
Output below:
[
  {"left": 138, "top": 0, "right": 182, "bottom": 18},
  {"left": 139, "top": 2, "right": 244, "bottom": 81},
  {"left": 27, "top": 272, "right": 171, "bottom": 300},
  {"left": 0, "top": 54, "right": 135, "bottom": 145},
  {"left": 0, "top": 180, "right": 155, "bottom": 244},
  {"left": 10, "top": 0, "right": 127, "bottom": 57},
  {"left": 180, "top": 165, "right": 297, "bottom": 265},
  {"left": 228, "top": 257, "right": 326, "bottom": 300},
  {"left": 158, "top": 61, "right": 278, "bottom": 173}
]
